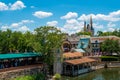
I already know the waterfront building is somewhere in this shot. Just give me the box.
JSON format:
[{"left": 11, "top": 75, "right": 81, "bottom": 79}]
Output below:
[{"left": 62, "top": 52, "right": 96, "bottom": 76}]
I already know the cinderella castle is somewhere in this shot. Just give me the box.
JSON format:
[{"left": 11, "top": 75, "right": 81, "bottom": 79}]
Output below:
[{"left": 83, "top": 16, "right": 94, "bottom": 36}]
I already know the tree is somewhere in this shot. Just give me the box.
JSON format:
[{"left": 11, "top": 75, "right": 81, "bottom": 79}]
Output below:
[
  {"left": 97, "top": 31, "right": 103, "bottom": 36},
  {"left": 97, "top": 29, "right": 120, "bottom": 37},
  {"left": 77, "top": 31, "right": 92, "bottom": 36},
  {"left": 34, "top": 26, "right": 64, "bottom": 70},
  {"left": 100, "top": 39, "right": 120, "bottom": 55}
]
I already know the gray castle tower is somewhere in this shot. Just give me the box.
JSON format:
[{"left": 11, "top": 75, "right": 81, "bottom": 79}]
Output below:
[{"left": 84, "top": 16, "right": 94, "bottom": 36}]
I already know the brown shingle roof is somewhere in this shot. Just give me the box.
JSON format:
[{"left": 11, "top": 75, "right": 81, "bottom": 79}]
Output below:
[
  {"left": 63, "top": 52, "right": 83, "bottom": 58},
  {"left": 64, "top": 57, "right": 96, "bottom": 65}
]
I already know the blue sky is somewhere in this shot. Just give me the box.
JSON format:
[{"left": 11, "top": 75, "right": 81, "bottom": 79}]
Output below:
[{"left": 0, "top": 0, "right": 120, "bottom": 34}]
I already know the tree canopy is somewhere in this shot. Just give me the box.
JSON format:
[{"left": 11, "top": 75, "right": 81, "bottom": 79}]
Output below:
[
  {"left": 97, "top": 29, "right": 120, "bottom": 37},
  {"left": 100, "top": 39, "right": 120, "bottom": 55},
  {"left": 34, "top": 26, "right": 64, "bottom": 65},
  {"left": 0, "top": 26, "right": 64, "bottom": 66},
  {"left": 76, "top": 31, "right": 92, "bottom": 36}
]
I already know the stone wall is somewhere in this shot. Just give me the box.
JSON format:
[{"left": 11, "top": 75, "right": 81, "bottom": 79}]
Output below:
[{"left": 0, "top": 65, "right": 43, "bottom": 80}]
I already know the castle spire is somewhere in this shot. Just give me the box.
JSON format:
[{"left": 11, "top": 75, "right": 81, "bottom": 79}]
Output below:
[
  {"left": 84, "top": 21, "right": 87, "bottom": 32},
  {"left": 90, "top": 15, "right": 93, "bottom": 28},
  {"left": 90, "top": 15, "right": 94, "bottom": 36}
]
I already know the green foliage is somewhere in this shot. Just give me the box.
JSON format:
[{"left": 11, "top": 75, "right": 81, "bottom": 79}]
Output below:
[
  {"left": 77, "top": 31, "right": 92, "bottom": 36},
  {"left": 54, "top": 73, "right": 61, "bottom": 80},
  {"left": 0, "top": 29, "right": 34, "bottom": 53},
  {"left": 34, "top": 26, "right": 64, "bottom": 65},
  {"left": 101, "top": 56, "right": 119, "bottom": 61},
  {"left": 97, "top": 29, "right": 120, "bottom": 37},
  {"left": 13, "top": 73, "right": 45, "bottom": 80},
  {"left": 100, "top": 39, "right": 120, "bottom": 55}
]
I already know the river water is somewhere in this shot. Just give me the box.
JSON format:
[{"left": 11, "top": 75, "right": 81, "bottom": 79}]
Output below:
[{"left": 62, "top": 68, "right": 120, "bottom": 80}]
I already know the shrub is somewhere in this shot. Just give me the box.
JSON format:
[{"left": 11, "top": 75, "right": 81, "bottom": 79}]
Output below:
[
  {"left": 54, "top": 73, "right": 61, "bottom": 80},
  {"left": 101, "top": 56, "right": 119, "bottom": 61},
  {"left": 13, "top": 73, "right": 45, "bottom": 80}
]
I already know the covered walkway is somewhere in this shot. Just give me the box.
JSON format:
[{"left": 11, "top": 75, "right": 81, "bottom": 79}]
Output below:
[{"left": 0, "top": 52, "right": 42, "bottom": 69}]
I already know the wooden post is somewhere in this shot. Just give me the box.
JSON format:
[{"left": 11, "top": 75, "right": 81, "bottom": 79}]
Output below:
[
  {"left": 64, "top": 64, "right": 66, "bottom": 75},
  {"left": 72, "top": 65, "right": 74, "bottom": 76},
  {"left": 77, "top": 65, "right": 79, "bottom": 75}
]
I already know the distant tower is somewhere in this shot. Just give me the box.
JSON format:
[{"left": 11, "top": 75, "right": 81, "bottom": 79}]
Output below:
[
  {"left": 90, "top": 16, "right": 94, "bottom": 36},
  {"left": 84, "top": 21, "right": 87, "bottom": 32},
  {"left": 90, "top": 16, "right": 93, "bottom": 28},
  {"left": 87, "top": 24, "right": 90, "bottom": 32},
  {"left": 83, "top": 16, "right": 94, "bottom": 36}
]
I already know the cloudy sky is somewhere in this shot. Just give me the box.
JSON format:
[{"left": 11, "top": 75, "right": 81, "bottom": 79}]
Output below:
[{"left": 0, "top": 0, "right": 120, "bottom": 34}]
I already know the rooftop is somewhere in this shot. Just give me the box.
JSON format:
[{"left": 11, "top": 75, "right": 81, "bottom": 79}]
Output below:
[
  {"left": 64, "top": 57, "right": 96, "bottom": 65},
  {"left": 63, "top": 52, "right": 83, "bottom": 58}
]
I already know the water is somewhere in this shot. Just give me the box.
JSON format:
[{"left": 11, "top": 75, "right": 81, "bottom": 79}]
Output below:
[{"left": 62, "top": 68, "right": 120, "bottom": 80}]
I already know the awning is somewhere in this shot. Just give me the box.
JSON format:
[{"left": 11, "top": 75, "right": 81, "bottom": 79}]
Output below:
[
  {"left": 74, "top": 49, "right": 85, "bottom": 53},
  {"left": 64, "top": 57, "right": 96, "bottom": 65},
  {"left": 0, "top": 52, "right": 42, "bottom": 60}
]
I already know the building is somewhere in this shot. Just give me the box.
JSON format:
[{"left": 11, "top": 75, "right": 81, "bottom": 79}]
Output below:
[
  {"left": 62, "top": 35, "right": 80, "bottom": 52},
  {"left": 90, "top": 36, "right": 120, "bottom": 55},
  {"left": 0, "top": 52, "right": 42, "bottom": 69},
  {"left": 84, "top": 16, "right": 94, "bottom": 36},
  {"left": 77, "top": 38, "right": 91, "bottom": 56},
  {"left": 62, "top": 52, "right": 97, "bottom": 76}
]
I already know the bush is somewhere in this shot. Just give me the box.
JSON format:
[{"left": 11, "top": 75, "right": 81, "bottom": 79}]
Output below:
[
  {"left": 101, "top": 56, "right": 119, "bottom": 61},
  {"left": 13, "top": 73, "right": 45, "bottom": 80},
  {"left": 54, "top": 73, "right": 61, "bottom": 80}
]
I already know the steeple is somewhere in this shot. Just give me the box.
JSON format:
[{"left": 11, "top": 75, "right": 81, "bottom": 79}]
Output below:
[
  {"left": 90, "top": 15, "right": 94, "bottom": 36},
  {"left": 84, "top": 21, "right": 87, "bottom": 32},
  {"left": 90, "top": 15, "right": 93, "bottom": 30}
]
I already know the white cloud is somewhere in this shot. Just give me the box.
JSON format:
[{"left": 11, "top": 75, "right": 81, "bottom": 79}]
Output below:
[
  {"left": 11, "top": 23, "right": 19, "bottom": 28},
  {"left": 108, "top": 27, "right": 115, "bottom": 32},
  {"left": 20, "top": 20, "right": 34, "bottom": 24},
  {"left": 107, "top": 22, "right": 116, "bottom": 27},
  {"left": 33, "top": 11, "right": 53, "bottom": 18},
  {"left": 0, "top": 2, "right": 8, "bottom": 11},
  {"left": 61, "top": 12, "right": 78, "bottom": 19},
  {"left": 1, "top": 25, "right": 9, "bottom": 31},
  {"left": 78, "top": 10, "right": 120, "bottom": 22},
  {"left": 18, "top": 26, "right": 30, "bottom": 32},
  {"left": 93, "top": 23, "right": 104, "bottom": 29},
  {"left": 10, "top": 20, "right": 34, "bottom": 28},
  {"left": 46, "top": 21, "right": 58, "bottom": 26},
  {"left": 0, "top": 1, "right": 26, "bottom": 11},
  {"left": 1, "top": 20, "right": 33, "bottom": 32},
  {"left": 61, "top": 19, "right": 83, "bottom": 34},
  {"left": 10, "top": 1, "right": 26, "bottom": 10}
]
